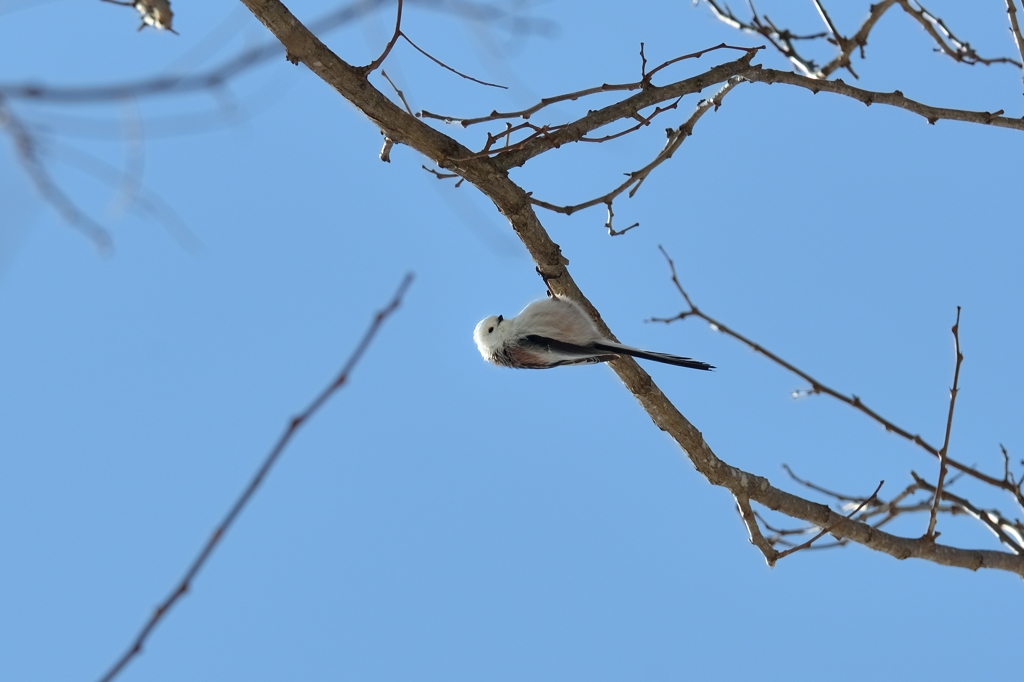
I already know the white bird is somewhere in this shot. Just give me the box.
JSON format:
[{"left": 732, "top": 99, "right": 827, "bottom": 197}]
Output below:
[{"left": 474, "top": 297, "right": 714, "bottom": 370}]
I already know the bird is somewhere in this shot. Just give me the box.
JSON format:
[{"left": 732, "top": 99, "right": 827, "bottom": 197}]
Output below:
[{"left": 473, "top": 296, "right": 714, "bottom": 371}]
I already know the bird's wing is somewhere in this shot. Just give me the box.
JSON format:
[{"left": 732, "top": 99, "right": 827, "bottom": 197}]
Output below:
[{"left": 522, "top": 335, "right": 618, "bottom": 366}]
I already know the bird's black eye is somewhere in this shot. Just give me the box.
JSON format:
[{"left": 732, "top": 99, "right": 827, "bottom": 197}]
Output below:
[{"left": 487, "top": 327, "right": 494, "bottom": 333}]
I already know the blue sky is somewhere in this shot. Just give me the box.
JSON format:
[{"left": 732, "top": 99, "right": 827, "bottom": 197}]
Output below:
[{"left": 1, "top": 1, "right": 1022, "bottom": 680}]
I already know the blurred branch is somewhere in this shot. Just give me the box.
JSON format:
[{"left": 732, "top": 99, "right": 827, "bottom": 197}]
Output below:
[
  {"left": 0, "top": 101, "right": 112, "bottom": 251},
  {"left": 2, "top": 0, "right": 544, "bottom": 103},
  {"left": 96, "top": 273, "right": 414, "bottom": 682}
]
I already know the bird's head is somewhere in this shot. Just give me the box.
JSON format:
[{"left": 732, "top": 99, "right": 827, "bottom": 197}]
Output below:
[{"left": 473, "top": 314, "right": 506, "bottom": 356}]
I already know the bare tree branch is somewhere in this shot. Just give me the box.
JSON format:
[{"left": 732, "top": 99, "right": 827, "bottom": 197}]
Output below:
[
  {"left": 898, "top": 0, "right": 1021, "bottom": 68},
  {"left": 650, "top": 247, "right": 1024, "bottom": 510},
  {"left": 1006, "top": 0, "right": 1024, "bottom": 82},
  {"left": 775, "top": 481, "right": 885, "bottom": 561},
  {"left": 418, "top": 43, "right": 756, "bottom": 127},
  {"left": 2, "top": 0, "right": 544, "bottom": 103},
  {"left": 96, "top": 273, "right": 414, "bottom": 682},
  {"left": 741, "top": 65, "right": 1022, "bottom": 129},
  {"left": 735, "top": 493, "right": 780, "bottom": 565},
  {"left": 912, "top": 472, "right": 1024, "bottom": 554},
  {"left": 528, "top": 76, "right": 743, "bottom": 220},
  {"left": 363, "top": 0, "right": 404, "bottom": 73},
  {"left": 925, "top": 307, "right": 963, "bottom": 539}
]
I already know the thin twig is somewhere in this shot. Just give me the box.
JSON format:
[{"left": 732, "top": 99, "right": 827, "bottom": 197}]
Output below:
[
  {"left": 419, "top": 43, "right": 757, "bottom": 126},
  {"left": 97, "top": 273, "right": 415, "bottom": 682},
  {"left": 912, "top": 472, "right": 1024, "bottom": 554},
  {"left": 381, "top": 71, "right": 413, "bottom": 115},
  {"left": 400, "top": 33, "right": 506, "bottom": 88},
  {"left": 704, "top": 0, "right": 824, "bottom": 76},
  {"left": 643, "top": 42, "right": 763, "bottom": 82},
  {"left": 782, "top": 464, "right": 876, "bottom": 504},
  {"left": 775, "top": 481, "right": 885, "bottom": 560},
  {"left": 5, "top": 1, "right": 547, "bottom": 104},
  {"left": 529, "top": 77, "right": 743, "bottom": 221},
  {"left": 603, "top": 201, "right": 639, "bottom": 236},
  {"left": 363, "top": 0, "right": 404, "bottom": 73},
  {"left": 898, "top": 0, "right": 1022, "bottom": 68},
  {"left": 811, "top": 0, "right": 844, "bottom": 49},
  {"left": 925, "top": 307, "right": 963, "bottom": 539}
]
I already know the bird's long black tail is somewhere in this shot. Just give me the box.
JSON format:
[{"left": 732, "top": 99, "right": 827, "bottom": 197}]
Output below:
[{"left": 593, "top": 342, "right": 714, "bottom": 371}]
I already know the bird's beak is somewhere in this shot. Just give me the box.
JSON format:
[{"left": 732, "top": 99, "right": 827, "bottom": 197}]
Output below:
[{"left": 497, "top": 315, "right": 503, "bottom": 324}]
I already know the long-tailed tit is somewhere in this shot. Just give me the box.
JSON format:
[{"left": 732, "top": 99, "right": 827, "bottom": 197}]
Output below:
[{"left": 474, "top": 297, "right": 714, "bottom": 370}]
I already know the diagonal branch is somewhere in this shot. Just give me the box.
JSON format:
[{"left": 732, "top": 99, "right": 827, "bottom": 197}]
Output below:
[
  {"left": 0, "top": 102, "right": 112, "bottom": 251},
  {"left": 97, "top": 273, "right": 414, "bottom": 682},
  {"left": 651, "top": 246, "right": 1024, "bottom": 509},
  {"left": 898, "top": 0, "right": 1022, "bottom": 68}
]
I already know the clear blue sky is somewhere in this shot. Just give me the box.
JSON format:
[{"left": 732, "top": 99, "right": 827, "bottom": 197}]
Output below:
[{"left": 1, "top": 1, "right": 1022, "bottom": 680}]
